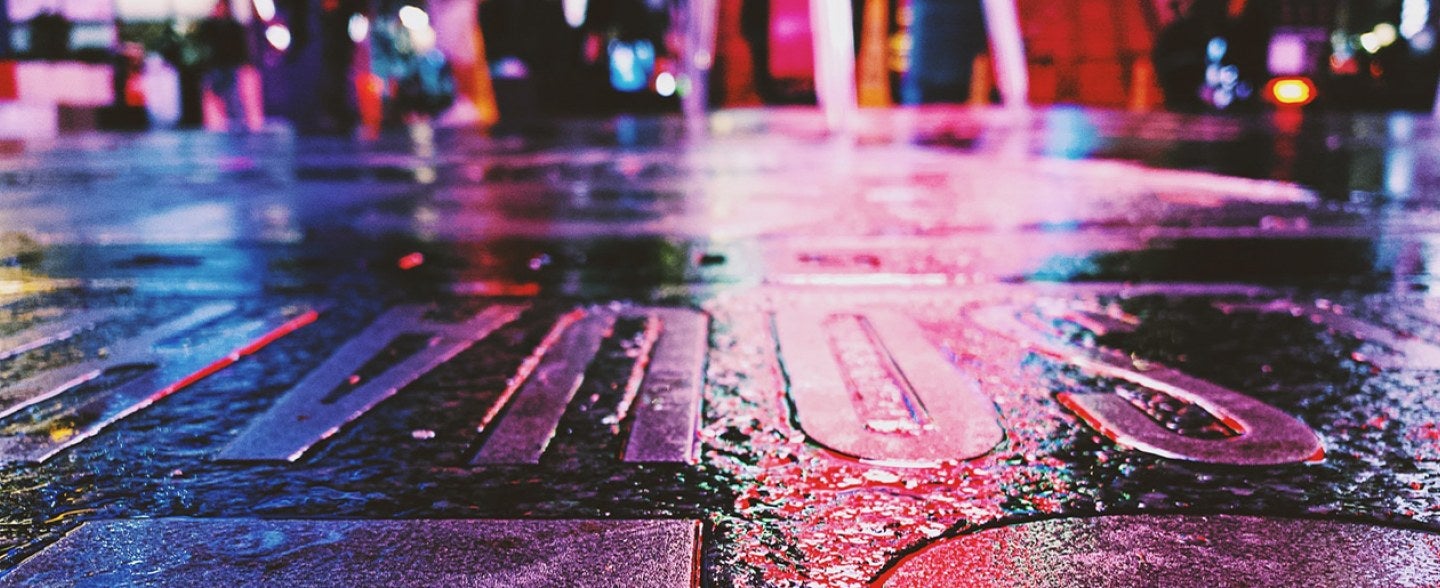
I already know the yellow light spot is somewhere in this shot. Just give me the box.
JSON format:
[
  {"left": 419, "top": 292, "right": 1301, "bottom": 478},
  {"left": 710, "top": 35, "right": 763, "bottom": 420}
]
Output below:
[
  {"left": 1373, "top": 23, "right": 1398, "bottom": 47},
  {"left": 1268, "top": 77, "right": 1315, "bottom": 106},
  {"left": 48, "top": 426, "right": 75, "bottom": 442},
  {"left": 45, "top": 508, "right": 96, "bottom": 524}
]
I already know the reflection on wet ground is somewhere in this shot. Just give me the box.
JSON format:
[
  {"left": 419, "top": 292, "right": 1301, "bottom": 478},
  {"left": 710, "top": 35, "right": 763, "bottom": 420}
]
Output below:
[{"left": 2, "top": 107, "right": 1440, "bottom": 585}]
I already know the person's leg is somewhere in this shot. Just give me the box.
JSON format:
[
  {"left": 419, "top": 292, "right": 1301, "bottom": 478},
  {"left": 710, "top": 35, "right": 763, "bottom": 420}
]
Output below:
[
  {"left": 904, "top": 0, "right": 984, "bottom": 104},
  {"left": 207, "top": 67, "right": 244, "bottom": 130},
  {"left": 222, "top": 67, "right": 247, "bottom": 130}
]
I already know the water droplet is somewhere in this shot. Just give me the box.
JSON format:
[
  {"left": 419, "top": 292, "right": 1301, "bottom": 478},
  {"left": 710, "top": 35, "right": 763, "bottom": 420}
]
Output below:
[{"left": 1179, "top": 533, "right": 1211, "bottom": 546}]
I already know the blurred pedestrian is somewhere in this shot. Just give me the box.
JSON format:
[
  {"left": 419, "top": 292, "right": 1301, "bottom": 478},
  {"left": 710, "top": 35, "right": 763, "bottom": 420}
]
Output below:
[
  {"left": 1153, "top": 0, "right": 1227, "bottom": 111},
  {"left": 196, "top": 1, "right": 250, "bottom": 130},
  {"left": 396, "top": 47, "right": 457, "bottom": 121},
  {"left": 902, "top": 0, "right": 987, "bottom": 104}
]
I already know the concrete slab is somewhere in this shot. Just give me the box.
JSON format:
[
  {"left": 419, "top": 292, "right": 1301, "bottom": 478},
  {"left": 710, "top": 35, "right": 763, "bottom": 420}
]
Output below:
[
  {"left": 880, "top": 515, "right": 1440, "bottom": 587},
  {"left": 1, "top": 518, "right": 699, "bottom": 588}
]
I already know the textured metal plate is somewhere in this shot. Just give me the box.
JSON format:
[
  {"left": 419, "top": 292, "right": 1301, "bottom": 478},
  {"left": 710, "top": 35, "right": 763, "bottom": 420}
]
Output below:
[
  {"left": 220, "top": 304, "right": 525, "bottom": 462},
  {"left": 0, "top": 518, "right": 699, "bottom": 588},
  {"left": 0, "top": 303, "right": 233, "bottom": 420},
  {"left": 8, "top": 110, "right": 1440, "bottom": 586},
  {"left": 0, "top": 304, "right": 314, "bottom": 464},
  {"left": 0, "top": 308, "right": 121, "bottom": 363},
  {"left": 878, "top": 515, "right": 1440, "bottom": 587}
]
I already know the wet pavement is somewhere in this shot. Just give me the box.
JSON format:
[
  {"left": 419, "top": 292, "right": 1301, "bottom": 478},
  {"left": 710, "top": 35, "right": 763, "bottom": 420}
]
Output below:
[{"left": 4, "top": 106, "right": 1440, "bottom": 585}]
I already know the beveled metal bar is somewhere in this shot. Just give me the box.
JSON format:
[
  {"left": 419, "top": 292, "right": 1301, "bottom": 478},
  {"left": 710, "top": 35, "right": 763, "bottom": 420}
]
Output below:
[
  {"left": 622, "top": 307, "right": 708, "bottom": 464},
  {"left": 472, "top": 310, "right": 615, "bottom": 465}
]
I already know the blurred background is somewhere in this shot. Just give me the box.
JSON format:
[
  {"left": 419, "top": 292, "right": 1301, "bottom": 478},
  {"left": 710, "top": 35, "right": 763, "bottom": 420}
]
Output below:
[{"left": 0, "top": 0, "right": 1436, "bottom": 137}]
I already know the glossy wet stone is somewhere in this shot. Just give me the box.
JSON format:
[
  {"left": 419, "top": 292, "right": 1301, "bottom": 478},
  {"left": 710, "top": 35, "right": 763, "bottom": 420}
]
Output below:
[
  {"left": 0, "top": 518, "right": 699, "bottom": 588},
  {"left": 878, "top": 515, "right": 1440, "bottom": 587}
]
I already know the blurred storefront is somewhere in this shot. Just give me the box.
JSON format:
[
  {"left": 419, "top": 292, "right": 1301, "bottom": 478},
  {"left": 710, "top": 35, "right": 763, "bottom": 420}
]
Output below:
[
  {"left": 707, "top": 0, "right": 1440, "bottom": 113},
  {"left": 0, "top": 0, "right": 1438, "bottom": 139},
  {"left": 0, "top": 0, "right": 263, "bottom": 135},
  {"left": 0, "top": 0, "right": 461, "bottom": 135}
]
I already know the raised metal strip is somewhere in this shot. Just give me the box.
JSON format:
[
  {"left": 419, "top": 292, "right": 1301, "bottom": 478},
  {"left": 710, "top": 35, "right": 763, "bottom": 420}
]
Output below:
[
  {"left": 622, "top": 307, "right": 708, "bottom": 464},
  {"left": 775, "top": 307, "right": 1004, "bottom": 466},
  {"left": 219, "top": 304, "right": 526, "bottom": 462},
  {"left": 0, "top": 518, "right": 700, "bottom": 588},
  {"left": 0, "top": 306, "right": 316, "bottom": 464},
  {"left": 878, "top": 515, "right": 1440, "bottom": 587},
  {"left": 0, "top": 309, "right": 123, "bottom": 362},
  {"left": 472, "top": 310, "right": 616, "bottom": 465},
  {"left": 0, "top": 303, "right": 236, "bottom": 420},
  {"left": 973, "top": 305, "right": 1322, "bottom": 466},
  {"left": 1056, "top": 309, "right": 1139, "bottom": 337}
]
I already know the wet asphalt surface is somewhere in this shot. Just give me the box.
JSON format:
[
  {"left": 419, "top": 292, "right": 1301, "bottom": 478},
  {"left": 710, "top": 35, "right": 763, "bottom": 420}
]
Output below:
[{"left": 4, "top": 106, "right": 1440, "bottom": 585}]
